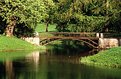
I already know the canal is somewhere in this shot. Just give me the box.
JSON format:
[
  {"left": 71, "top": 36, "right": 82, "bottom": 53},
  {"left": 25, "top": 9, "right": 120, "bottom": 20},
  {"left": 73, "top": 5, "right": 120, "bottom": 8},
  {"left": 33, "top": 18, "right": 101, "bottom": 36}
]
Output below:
[{"left": 0, "top": 50, "right": 121, "bottom": 79}]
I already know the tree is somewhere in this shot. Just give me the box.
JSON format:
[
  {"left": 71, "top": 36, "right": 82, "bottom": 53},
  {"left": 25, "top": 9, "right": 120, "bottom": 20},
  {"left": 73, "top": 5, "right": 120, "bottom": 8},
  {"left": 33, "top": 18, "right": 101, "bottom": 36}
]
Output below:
[
  {"left": 53, "top": 0, "right": 76, "bottom": 31},
  {"left": 43, "top": 0, "right": 55, "bottom": 32},
  {"left": 98, "top": 0, "right": 121, "bottom": 32},
  {"left": 53, "top": 0, "right": 105, "bottom": 32},
  {"left": 0, "top": 0, "right": 47, "bottom": 37},
  {"left": 53, "top": 0, "right": 121, "bottom": 32}
]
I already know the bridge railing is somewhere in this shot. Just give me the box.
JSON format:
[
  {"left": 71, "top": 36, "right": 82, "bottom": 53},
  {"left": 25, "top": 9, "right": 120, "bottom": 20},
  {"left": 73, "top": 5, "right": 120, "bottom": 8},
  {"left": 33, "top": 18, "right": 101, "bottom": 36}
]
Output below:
[
  {"left": 97, "top": 33, "right": 121, "bottom": 38},
  {"left": 49, "top": 32, "right": 97, "bottom": 37},
  {"left": 39, "top": 32, "right": 121, "bottom": 38}
]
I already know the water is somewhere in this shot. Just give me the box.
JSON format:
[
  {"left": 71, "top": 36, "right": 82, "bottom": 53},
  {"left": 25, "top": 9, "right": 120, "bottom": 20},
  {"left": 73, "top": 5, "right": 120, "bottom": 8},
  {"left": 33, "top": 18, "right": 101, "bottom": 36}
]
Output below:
[{"left": 0, "top": 50, "right": 121, "bottom": 79}]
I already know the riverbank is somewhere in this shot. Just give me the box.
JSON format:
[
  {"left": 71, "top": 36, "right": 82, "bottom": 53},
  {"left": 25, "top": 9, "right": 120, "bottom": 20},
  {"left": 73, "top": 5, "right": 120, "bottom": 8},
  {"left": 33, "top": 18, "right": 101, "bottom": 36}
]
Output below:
[
  {"left": 81, "top": 47, "right": 121, "bottom": 68},
  {"left": 0, "top": 35, "right": 45, "bottom": 51}
]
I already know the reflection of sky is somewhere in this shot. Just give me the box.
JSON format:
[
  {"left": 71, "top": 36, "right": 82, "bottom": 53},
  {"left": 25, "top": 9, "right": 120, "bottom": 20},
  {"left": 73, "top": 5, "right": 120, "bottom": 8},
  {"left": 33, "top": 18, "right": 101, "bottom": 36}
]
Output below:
[{"left": 0, "top": 51, "right": 121, "bottom": 79}]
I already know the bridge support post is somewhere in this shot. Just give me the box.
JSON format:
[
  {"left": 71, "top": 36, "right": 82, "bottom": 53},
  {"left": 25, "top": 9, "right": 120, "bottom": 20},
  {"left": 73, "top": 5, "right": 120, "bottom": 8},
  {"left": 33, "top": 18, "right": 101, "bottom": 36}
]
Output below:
[
  {"left": 96, "top": 33, "right": 100, "bottom": 38},
  {"left": 21, "top": 37, "right": 40, "bottom": 46}
]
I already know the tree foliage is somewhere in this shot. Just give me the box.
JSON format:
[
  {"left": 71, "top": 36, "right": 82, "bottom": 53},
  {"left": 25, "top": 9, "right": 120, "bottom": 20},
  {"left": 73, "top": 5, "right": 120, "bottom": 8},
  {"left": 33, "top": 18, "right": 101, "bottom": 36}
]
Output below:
[
  {"left": 53, "top": 0, "right": 121, "bottom": 32},
  {"left": 0, "top": 0, "right": 48, "bottom": 36},
  {"left": 0, "top": 0, "right": 121, "bottom": 36},
  {"left": 43, "top": 0, "right": 55, "bottom": 32},
  {"left": 0, "top": 0, "right": 47, "bottom": 27}
]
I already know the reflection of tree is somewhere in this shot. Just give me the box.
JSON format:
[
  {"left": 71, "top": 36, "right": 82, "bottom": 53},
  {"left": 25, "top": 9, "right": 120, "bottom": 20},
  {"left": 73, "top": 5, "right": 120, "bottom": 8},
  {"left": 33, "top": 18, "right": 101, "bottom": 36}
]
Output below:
[{"left": 5, "top": 61, "right": 14, "bottom": 79}]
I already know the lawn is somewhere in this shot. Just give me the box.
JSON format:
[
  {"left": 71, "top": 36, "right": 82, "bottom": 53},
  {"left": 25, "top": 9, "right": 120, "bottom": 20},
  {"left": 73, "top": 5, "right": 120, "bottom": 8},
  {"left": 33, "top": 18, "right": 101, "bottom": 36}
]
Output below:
[
  {"left": 81, "top": 47, "right": 121, "bottom": 68},
  {"left": 0, "top": 35, "right": 38, "bottom": 51}
]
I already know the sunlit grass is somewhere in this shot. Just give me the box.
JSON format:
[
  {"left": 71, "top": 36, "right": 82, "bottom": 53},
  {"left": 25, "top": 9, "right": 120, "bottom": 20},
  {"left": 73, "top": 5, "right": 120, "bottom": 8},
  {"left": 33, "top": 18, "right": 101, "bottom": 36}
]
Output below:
[
  {"left": 81, "top": 47, "right": 121, "bottom": 68},
  {"left": 0, "top": 35, "right": 38, "bottom": 51}
]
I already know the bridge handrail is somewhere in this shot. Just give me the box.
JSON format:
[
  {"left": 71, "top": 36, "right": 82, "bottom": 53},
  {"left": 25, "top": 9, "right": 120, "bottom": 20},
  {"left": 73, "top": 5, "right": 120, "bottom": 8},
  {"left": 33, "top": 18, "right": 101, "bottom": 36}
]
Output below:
[
  {"left": 39, "top": 32, "right": 121, "bottom": 38},
  {"left": 102, "top": 33, "right": 121, "bottom": 38},
  {"left": 48, "top": 32, "right": 97, "bottom": 37},
  {"left": 48, "top": 32, "right": 96, "bottom": 34}
]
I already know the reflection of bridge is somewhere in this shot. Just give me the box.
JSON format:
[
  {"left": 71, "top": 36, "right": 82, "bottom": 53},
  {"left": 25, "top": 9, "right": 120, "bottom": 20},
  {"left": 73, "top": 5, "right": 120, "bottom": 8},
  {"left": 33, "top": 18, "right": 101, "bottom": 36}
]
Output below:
[{"left": 39, "top": 32, "right": 99, "bottom": 48}]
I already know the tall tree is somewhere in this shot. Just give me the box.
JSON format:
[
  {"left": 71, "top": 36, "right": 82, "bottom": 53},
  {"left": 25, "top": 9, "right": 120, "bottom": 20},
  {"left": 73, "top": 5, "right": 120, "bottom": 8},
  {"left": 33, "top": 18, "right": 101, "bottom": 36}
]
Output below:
[
  {"left": 43, "top": 0, "right": 55, "bottom": 32},
  {"left": 0, "top": 0, "right": 47, "bottom": 37},
  {"left": 54, "top": 0, "right": 105, "bottom": 32},
  {"left": 54, "top": 0, "right": 76, "bottom": 31},
  {"left": 54, "top": 0, "right": 121, "bottom": 32}
]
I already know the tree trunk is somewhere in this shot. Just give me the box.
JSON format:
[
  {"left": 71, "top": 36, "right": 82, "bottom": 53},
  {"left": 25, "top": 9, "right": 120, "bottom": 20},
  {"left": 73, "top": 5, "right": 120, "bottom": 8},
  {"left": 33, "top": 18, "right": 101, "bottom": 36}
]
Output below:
[
  {"left": 5, "top": 17, "right": 16, "bottom": 37},
  {"left": 45, "top": 21, "right": 49, "bottom": 32}
]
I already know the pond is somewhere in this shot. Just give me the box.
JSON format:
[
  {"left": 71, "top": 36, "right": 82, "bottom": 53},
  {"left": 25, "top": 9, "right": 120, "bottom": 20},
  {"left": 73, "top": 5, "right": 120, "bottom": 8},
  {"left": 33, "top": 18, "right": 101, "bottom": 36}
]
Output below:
[{"left": 0, "top": 50, "right": 121, "bottom": 79}]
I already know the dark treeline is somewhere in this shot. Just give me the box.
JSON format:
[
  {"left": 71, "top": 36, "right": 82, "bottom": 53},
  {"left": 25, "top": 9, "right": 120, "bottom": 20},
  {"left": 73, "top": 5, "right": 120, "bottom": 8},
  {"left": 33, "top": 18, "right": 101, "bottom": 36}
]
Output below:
[{"left": 0, "top": 0, "right": 121, "bottom": 37}]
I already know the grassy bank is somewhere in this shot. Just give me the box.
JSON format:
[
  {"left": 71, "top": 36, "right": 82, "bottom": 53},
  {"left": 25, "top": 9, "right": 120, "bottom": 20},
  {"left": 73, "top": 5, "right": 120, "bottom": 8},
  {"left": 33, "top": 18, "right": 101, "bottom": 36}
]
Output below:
[
  {"left": 0, "top": 23, "right": 56, "bottom": 51},
  {"left": 0, "top": 35, "right": 39, "bottom": 51},
  {"left": 81, "top": 47, "right": 121, "bottom": 68}
]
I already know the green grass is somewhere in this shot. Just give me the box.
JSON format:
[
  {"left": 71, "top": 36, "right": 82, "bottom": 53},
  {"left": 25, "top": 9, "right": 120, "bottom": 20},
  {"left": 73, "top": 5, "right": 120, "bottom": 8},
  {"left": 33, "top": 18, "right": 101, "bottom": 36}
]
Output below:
[
  {"left": 0, "top": 35, "right": 39, "bottom": 51},
  {"left": 0, "top": 23, "right": 56, "bottom": 51},
  {"left": 81, "top": 47, "right": 121, "bottom": 68},
  {"left": 0, "top": 35, "right": 47, "bottom": 61},
  {"left": 35, "top": 23, "right": 57, "bottom": 32}
]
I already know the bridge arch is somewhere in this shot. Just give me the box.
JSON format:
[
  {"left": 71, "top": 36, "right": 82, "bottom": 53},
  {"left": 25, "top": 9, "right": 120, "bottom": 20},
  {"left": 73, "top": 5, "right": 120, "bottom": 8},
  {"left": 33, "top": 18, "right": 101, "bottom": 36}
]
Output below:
[{"left": 40, "top": 38, "right": 98, "bottom": 48}]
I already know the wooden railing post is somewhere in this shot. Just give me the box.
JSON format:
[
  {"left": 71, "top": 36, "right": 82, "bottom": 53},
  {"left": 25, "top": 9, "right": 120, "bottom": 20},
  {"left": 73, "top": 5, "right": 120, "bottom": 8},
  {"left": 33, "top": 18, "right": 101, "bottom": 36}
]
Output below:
[{"left": 100, "top": 33, "right": 104, "bottom": 38}]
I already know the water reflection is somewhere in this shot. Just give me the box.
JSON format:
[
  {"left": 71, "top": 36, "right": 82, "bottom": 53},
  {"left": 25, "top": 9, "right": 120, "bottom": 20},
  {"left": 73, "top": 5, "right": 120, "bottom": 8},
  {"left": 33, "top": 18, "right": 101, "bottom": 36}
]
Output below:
[
  {"left": 0, "top": 50, "right": 121, "bottom": 79},
  {"left": 5, "top": 61, "right": 14, "bottom": 79},
  {"left": 26, "top": 51, "right": 40, "bottom": 71}
]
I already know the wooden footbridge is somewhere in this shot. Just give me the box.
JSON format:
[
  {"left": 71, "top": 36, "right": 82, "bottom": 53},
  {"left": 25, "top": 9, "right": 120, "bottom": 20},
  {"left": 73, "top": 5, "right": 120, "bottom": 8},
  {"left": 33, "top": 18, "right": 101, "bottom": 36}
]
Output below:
[
  {"left": 39, "top": 32, "right": 99, "bottom": 48},
  {"left": 22, "top": 32, "right": 121, "bottom": 49}
]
